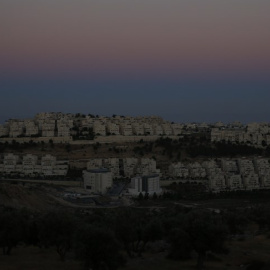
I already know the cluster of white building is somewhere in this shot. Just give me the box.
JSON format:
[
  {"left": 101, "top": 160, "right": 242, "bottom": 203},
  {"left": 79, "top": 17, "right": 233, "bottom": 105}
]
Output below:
[
  {"left": 0, "top": 153, "right": 69, "bottom": 177},
  {"left": 0, "top": 113, "right": 73, "bottom": 138},
  {"left": 89, "top": 117, "right": 183, "bottom": 136},
  {"left": 0, "top": 112, "right": 188, "bottom": 139},
  {"left": 83, "top": 168, "right": 161, "bottom": 196},
  {"left": 86, "top": 157, "right": 159, "bottom": 178},
  {"left": 2, "top": 113, "right": 270, "bottom": 148},
  {"left": 169, "top": 158, "right": 270, "bottom": 192},
  {"left": 211, "top": 122, "right": 270, "bottom": 146},
  {"left": 83, "top": 157, "right": 161, "bottom": 195}
]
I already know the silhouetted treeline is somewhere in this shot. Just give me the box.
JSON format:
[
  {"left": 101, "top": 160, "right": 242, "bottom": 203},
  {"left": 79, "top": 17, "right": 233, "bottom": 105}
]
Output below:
[{"left": 1, "top": 204, "right": 270, "bottom": 270}]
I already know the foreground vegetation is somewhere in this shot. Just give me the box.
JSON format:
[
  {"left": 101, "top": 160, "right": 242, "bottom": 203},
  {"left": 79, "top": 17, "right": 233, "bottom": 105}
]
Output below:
[{"left": 1, "top": 202, "right": 270, "bottom": 270}]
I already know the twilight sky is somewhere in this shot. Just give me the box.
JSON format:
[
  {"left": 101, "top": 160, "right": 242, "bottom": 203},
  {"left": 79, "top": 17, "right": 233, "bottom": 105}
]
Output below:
[{"left": 1, "top": 0, "right": 270, "bottom": 124}]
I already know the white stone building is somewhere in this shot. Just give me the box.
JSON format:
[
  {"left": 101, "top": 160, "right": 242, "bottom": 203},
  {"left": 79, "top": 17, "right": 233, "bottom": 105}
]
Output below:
[
  {"left": 8, "top": 120, "right": 24, "bottom": 137},
  {"left": 168, "top": 162, "right": 189, "bottom": 178},
  {"left": 41, "top": 154, "right": 68, "bottom": 176},
  {"left": 83, "top": 168, "right": 112, "bottom": 194},
  {"left": 221, "top": 159, "right": 239, "bottom": 174},
  {"left": 103, "top": 158, "right": 120, "bottom": 178},
  {"left": 123, "top": 158, "right": 138, "bottom": 177},
  {"left": 162, "top": 124, "right": 173, "bottom": 135},
  {"left": 41, "top": 120, "right": 56, "bottom": 137},
  {"left": 22, "top": 154, "right": 38, "bottom": 175},
  {"left": 242, "top": 173, "right": 260, "bottom": 189},
  {"left": 128, "top": 174, "right": 161, "bottom": 196},
  {"left": 226, "top": 174, "right": 243, "bottom": 190},
  {"left": 106, "top": 122, "right": 120, "bottom": 135},
  {"left": 87, "top": 159, "right": 103, "bottom": 170},
  {"left": 237, "top": 159, "right": 255, "bottom": 176},
  {"left": 152, "top": 124, "right": 163, "bottom": 136},
  {"left": 3, "top": 153, "right": 20, "bottom": 173},
  {"left": 119, "top": 123, "right": 133, "bottom": 136},
  {"left": 25, "top": 120, "right": 39, "bottom": 136},
  {"left": 93, "top": 122, "right": 106, "bottom": 136},
  {"left": 171, "top": 124, "right": 183, "bottom": 136},
  {"left": 208, "top": 173, "right": 226, "bottom": 192},
  {"left": 143, "top": 124, "right": 154, "bottom": 135},
  {"left": 132, "top": 123, "right": 144, "bottom": 135},
  {"left": 136, "top": 158, "right": 158, "bottom": 176},
  {"left": 253, "top": 158, "right": 270, "bottom": 187},
  {"left": 57, "top": 118, "right": 73, "bottom": 137},
  {"left": 188, "top": 162, "right": 206, "bottom": 178},
  {"left": 0, "top": 124, "right": 9, "bottom": 137}
]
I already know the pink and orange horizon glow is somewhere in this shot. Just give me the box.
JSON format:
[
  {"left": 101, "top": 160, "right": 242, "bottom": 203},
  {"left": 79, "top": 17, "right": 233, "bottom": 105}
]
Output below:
[
  {"left": 2, "top": 0, "right": 270, "bottom": 79},
  {"left": 1, "top": 0, "right": 270, "bottom": 123}
]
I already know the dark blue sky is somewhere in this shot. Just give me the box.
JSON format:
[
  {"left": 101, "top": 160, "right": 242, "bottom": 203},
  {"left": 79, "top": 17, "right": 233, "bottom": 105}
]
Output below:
[{"left": 1, "top": 75, "right": 269, "bottom": 124}]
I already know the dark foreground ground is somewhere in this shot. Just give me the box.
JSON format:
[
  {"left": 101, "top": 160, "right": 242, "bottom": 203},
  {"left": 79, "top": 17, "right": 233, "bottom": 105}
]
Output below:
[{"left": 1, "top": 233, "right": 270, "bottom": 270}]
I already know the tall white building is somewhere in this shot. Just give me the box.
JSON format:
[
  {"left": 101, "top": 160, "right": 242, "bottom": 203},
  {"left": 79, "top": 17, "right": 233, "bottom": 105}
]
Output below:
[
  {"left": 128, "top": 174, "right": 161, "bottom": 195},
  {"left": 83, "top": 168, "right": 112, "bottom": 194}
]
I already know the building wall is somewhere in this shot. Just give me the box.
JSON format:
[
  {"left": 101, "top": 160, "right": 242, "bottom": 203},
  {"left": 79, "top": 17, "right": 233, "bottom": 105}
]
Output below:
[{"left": 83, "top": 169, "right": 112, "bottom": 194}]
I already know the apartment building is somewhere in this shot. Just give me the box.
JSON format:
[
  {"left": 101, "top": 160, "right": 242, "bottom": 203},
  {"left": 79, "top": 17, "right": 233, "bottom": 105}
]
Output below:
[
  {"left": 253, "top": 158, "right": 270, "bottom": 187},
  {"left": 211, "top": 122, "right": 270, "bottom": 146},
  {"left": 169, "top": 163, "right": 188, "bottom": 178},
  {"left": 25, "top": 120, "right": 39, "bottom": 136},
  {"left": 87, "top": 159, "right": 103, "bottom": 170},
  {"left": 143, "top": 124, "right": 154, "bottom": 135},
  {"left": 80, "top": 117, "right": 94, "bottom": 129},
  {"left": 41, "top": 154, "right": 56, "bottom": 175},
  {"left": 0, "top": 153, "right": 68, "bottom": 177},
  {"left": 57, "top": 118, "right": 73, "bottom": 137},
  {"left": 83, "top": 168, "right": 113, "bottom": 194},
  {"left": 171, "top": 123, "right": 183, "bottom": 136},
  {"left": 103, "top": 158, "right": 120, "bottom": 178},
  {"left": 22, "top": 154, "right": 38, "bottom": 175},
  {"left": 128, "top": 174, "right": 161, "bottom": 195},
  {"left": 188, "top": 162, "right": 206, "bottom": 178},
  {"left": 208, "top": 170, "right": 226, "bottom": 191},
  {"left": 86, "top": 157, "right": 157, "bottom": 178},
  {"left": 2, "top": 153, "right": 20, "bottom": 173},
  {"left": 41, "top": 154, "right": 68, "bottom": 176},
  {"left": 221, "top": 159, "right": 239, "bottom": 174},
  {"left": 122, "top": 158, "right": 138, "bottom": 177},
  {"left": 8, "top": 120, "right": 24, "bottom": 137},
  {"left": 41, "top": 119, "right": 56, "bottom": 137},
  {"left": 93, "top": 122, "right": 106, "bottom": 136},
  {"left": 226, "top": 174, "right": 243, "bottom": 190},
  {"left": 242, "top": 173, "right": 259, "bottom": 189},
  {"left": 162, "top": 124, "right": 173, "bottom": 136},
  {"left": 119, "top": 123, "right": 133, "bottom": 136},
  {"left": 136, "top": 158, "right": 158, "bottom": 176},
  {"left": 152, "top": 124, "right": 163, "bottom": 136},
  {"left": 237, "top": 159, "right": 255, "bottom": 176},
  {"left": 132, "top": 123, "right": 144, "bottom": 135},
  {"left": 106, "top": 122, "right": 120, "bottom": 135},
  {"left": 0, "top": 124, "right": 9, "bottom": 137}
]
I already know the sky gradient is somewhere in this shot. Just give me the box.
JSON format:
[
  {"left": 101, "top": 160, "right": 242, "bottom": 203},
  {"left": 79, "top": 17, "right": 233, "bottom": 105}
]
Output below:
[{"left": 1, "top": 0, "right": 270, "bottom": 124}]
